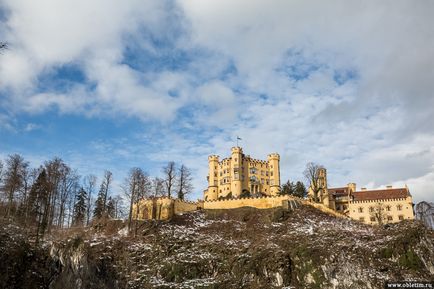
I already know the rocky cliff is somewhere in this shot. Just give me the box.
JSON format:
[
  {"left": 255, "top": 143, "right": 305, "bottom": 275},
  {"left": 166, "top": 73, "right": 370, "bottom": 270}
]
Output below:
[{"left": 1, "top": 205, "right": 433, "bottom": 289}]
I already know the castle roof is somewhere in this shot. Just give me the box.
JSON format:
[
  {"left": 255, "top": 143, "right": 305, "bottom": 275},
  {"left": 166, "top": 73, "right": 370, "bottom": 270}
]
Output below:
[{"left": 352, "top": 188, "right": 410, "bottom": 201}]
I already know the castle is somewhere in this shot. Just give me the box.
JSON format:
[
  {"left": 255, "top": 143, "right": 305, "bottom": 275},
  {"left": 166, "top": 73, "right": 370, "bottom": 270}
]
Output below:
[
  {"left": 204, "top": 147, "right": 281, "bottom": 200},
  {"left": 133, "top": 147, "right": 415, "bottom": 225},
  {"left": 307, "top": 168, "right": 415, "bottom": 225}
]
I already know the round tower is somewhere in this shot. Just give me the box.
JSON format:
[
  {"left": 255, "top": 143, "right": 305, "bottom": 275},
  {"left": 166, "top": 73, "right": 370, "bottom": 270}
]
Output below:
[
  {"left": 207, "top": 155, "right": 219, "bottom": 201},
  {"left": 230, "top": 147, "right": 243, "bottom": 198},
  {"left": 267, "top": 153, "right": 280, "bottom": 196}
]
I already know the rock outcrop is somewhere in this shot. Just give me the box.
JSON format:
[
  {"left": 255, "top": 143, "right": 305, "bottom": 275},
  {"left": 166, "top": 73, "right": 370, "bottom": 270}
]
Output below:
[{"left": 1, "top": 204, "right": 433, "bottom": 289}]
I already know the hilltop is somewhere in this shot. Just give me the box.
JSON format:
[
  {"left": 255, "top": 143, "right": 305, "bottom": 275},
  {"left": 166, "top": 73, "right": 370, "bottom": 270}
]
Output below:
[{"left": 1, "top": 204, "right": 433, "bottom": 289}]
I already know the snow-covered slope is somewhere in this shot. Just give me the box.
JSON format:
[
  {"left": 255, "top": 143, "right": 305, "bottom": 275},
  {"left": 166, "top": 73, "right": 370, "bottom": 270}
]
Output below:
[{"left": 1, "top": 205, "right": 433, "bottom": 289}]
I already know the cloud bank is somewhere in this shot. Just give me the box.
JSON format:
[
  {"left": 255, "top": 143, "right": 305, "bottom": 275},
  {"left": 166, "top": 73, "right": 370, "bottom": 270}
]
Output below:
[{"left": 1, "top": 0, "right": 433, "bottom": 202}]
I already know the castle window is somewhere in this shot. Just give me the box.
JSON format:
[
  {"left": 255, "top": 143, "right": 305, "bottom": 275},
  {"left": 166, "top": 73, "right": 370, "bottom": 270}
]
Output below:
[
  {"left": 386, "top": 205, "right": 391, "bottom": 211},
  {"left": 397, "top": 204, "right": 403, "bottom": 211},
  {"left": 220, "top": 172, "right": 222, "bottom": 176},
  {"left": 358, "top": 207, "right": 363, "bottom": 213},
  {"left": 270, "top": 179, "right": 274, "bottom": 185},
  {"left": 261, "top": 178, "right": 264, "bottom": 184},
  {"left": 261, "top": 170, "right": 264, "bottom": 176},
  {"left": 271, "top": 171, "right": 273, "bottom": 176},
  {"left": 398, "top": 215, "right": 404, "bottom": 221},
  {"left": 235, "top": 158, "right": 237, "bottom": 162},
  {"left": 369, "top": 207, "right": 374, "bottom": 213},
  {"left": 266, "top": 172, "right": 269, "bottom": 176},
  {"left": 266, "top": 180, "right": 269, "bottom": 185},
  {"left": 359, "top": 217, "right": 365, "bottom": 222},
  {"left": 387, "top": 216, "right": 393, "bottom": 221},
  {"left": 370, "top": 217, "right": 376, "bottom": 222}
]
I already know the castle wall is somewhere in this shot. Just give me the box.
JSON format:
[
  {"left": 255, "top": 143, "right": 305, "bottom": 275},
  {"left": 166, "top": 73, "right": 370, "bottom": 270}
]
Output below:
[
  {"left": 204, "top": 195, "right": 295, "bottom": 210},
  {"left": 301, "top": 200, "right": 348, "bottom": 219},
  {"left": 174, "top": 199, "right": 200, "bottom": 214},
  {"left": 133, "top": 197, "right": 200, "bottom": 220}
]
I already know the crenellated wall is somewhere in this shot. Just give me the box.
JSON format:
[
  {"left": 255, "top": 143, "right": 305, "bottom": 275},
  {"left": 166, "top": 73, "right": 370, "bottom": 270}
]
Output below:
[{"left": 204, "top": 195, "right": 297, "bottom": 210}]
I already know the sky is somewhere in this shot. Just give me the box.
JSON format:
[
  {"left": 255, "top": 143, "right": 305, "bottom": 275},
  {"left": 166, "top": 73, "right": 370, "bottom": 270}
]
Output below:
[{"left": 0, "top": 0, "right": 433, "bottom": 203}]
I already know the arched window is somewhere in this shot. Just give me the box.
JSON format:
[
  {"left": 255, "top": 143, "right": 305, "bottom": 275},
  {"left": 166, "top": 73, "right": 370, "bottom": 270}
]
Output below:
[{"left": 358, "top": 207, "right": 364, "bottom": 213}]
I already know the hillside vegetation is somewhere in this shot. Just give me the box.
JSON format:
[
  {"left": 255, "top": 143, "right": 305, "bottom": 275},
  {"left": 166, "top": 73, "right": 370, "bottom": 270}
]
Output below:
[{"left": 1, "top": 204, "right": 433, "bottom": 289}]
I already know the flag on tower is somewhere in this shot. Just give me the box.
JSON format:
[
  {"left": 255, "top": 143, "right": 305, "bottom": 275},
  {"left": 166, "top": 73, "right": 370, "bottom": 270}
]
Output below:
[{"left": 237, "top": 136, "right": 242, "bottom": 140}]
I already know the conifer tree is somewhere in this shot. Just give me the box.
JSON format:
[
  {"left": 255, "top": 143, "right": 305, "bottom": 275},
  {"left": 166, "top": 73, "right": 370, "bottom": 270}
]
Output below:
[
  {"left": 27, "top": 169, "right": 50, "bottom": 243},
  {"left": 93, "top": 171, "right": 112, "bottom": 220},
  {"left": 279, "top": 180, "right": 294, "bottom": 195},
  {"left": 93, "top": 190, "right": 105, "bottom": 219},
  {"left": 72, "top": 187, "right": 87, "bottom": 226},
  {"left": 107, "top": 196, "right": 116, "bottom": 219},
  {"left": 293, "top": 181, "right": 307, "bottom": 198}
]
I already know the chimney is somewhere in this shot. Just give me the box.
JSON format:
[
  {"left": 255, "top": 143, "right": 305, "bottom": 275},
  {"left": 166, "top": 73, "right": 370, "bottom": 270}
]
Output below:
[
  {"left": 361, "top": 187, "right": 367, "bottom": 191},
  {"left": 386, "top": 185, "right": 393, "bottom": 189}
]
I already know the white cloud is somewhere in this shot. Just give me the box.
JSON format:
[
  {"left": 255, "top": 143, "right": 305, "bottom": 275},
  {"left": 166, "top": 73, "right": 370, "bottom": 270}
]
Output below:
[{"left": 0, "top": 0, "right": 433, "bottom": 203}]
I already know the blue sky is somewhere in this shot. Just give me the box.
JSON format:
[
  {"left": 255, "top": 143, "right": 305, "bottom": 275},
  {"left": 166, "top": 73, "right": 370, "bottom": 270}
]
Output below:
[{"left": 1, "top": 0, "right": 434, "bottom": 203}]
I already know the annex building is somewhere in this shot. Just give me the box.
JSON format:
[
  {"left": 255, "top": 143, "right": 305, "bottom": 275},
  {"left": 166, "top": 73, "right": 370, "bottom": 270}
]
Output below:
[
  {"left": 204, "top": 147, "right": 281, "bottom": 201},
  {"left": 308, "top": 168, "right": 415, "bottom": 225}
]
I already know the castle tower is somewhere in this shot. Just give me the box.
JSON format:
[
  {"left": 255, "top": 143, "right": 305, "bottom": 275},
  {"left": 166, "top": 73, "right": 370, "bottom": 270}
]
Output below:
[
  {"left": 347, "top": 183, "right": 356, "bottom": 193},
  {"left": 207, "top": 155, "right": 219, "bottom": 201},
  {"left": 317, "top": 167, "right": 329, "bottom": 206},
  {"left": 267, "top": 153, "right": 281, "bottom": 195},
  {"left": 230, "top": 147, "right": 243, "bottom": 198}
]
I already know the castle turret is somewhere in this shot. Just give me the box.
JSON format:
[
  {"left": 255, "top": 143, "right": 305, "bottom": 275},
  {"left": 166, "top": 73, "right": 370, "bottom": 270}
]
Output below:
[
  {"left": 207, "top": 155, "right": 219, "bottom": 201},
  {"left": 317, "top": 167, "right": 329, "bottom": 206},
  {"left": 347, "top": 183, "right": 356, "bottom": 193},
  {"left": 230, "top": 147, "right": 243, "bottom": 198},
  {"left": 267, "top": 153, "right": 280, "bottom": 195}
]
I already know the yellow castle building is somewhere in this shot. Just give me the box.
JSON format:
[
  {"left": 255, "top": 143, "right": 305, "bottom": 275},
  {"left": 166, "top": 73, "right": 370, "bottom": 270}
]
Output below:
[
  {"left": 308, "top": 168, "right": 415, "bottom": 225},
  {"left": 204, "top": 147, "right": 281, "bottom": 201}
]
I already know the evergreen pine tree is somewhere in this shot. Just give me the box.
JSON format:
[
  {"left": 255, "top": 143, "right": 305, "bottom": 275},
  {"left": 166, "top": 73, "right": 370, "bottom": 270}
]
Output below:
[
  {"left": 107, "top": 196, "right": 116, "bottom": 219},
  {"left": 294, "top": 181, "right": 307, "bottom": 198},
  {"left": 279, "top": 180, "right": 294, "bottom": 195},
  {"left": 27, "top": 169, "right": 50, "bottom": 243},
  {"left": 93, "top": 189, "right": 105, "bottom": 219},
  {"left": 72, "top": 187, "right": 87, "bottom": 226}
]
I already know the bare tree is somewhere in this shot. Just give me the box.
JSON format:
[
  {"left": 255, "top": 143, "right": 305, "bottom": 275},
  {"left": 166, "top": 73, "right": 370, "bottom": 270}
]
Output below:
[
  {"left": 44, "top": 158, "right": 64, "bottom": 232},
  {"left": 162, "top": 162, "right": 177, "bottom": 198},
  {"left": 370, "top": 203, "right": 389, "bottom": 225},
  {"left": 303, "top": 162, "right": 324, "bottom": 202},
  {"left": 124, "top": 168, "right": 151, "bottom": 233},
  {"left": 177, "top": 164, "right": 193, "bottom": 200},
  {"left": 57, "top": 167, "right": 80, "bottom": 228},
  {"left": 151, "top": 177, "right": 164, "bottom": 197},
  {"left": 3, "top": 154, "right": 29, "bottom": 218},
  {"left": 0, "top": 159, "right": 4, "bottom": 184},
  {"left": 83, "top": 174, "right": 97, "bottom": 225},
  {"left": 112, "top": 194, "right": 124, "bottom": 219}
]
